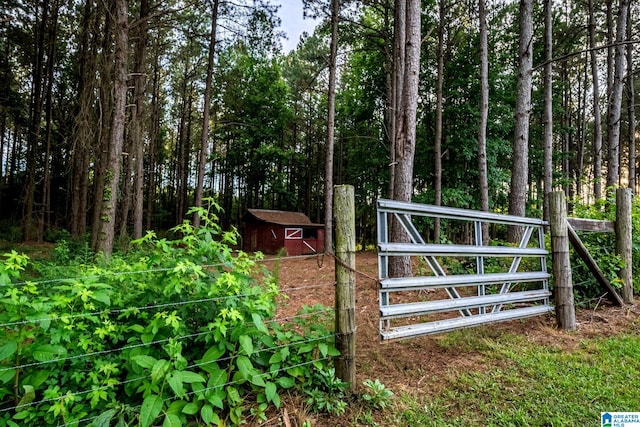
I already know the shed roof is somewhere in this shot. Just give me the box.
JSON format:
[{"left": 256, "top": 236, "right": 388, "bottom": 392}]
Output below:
[{"left": 243, "top": 209, "right": 323, "bottom": 227}]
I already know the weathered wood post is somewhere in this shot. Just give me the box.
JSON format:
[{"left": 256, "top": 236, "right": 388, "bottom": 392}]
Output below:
[
  {"left": 549, "top": 191, "right": 576, "bottom": 331},
  {"left": 616, "top": 188, "right": 633, "bottom": 303},
  {"left": 333, "top": 185, "right": 356, "bottom": 388}
]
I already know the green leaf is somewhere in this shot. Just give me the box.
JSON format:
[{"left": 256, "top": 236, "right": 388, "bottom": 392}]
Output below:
[
  {"left": 208, "top": 367, "right": 227, "bottom": 390},
  {"left": 265, "top": 381, "right": 277, "bottom": 403},
  {"left": 151, "top": 359, "right": 170, "bottom": 382},
  {"left": 167, "top": 372, "right": 185, "bottom": 397},
  {"left": 22, "top": 369, "right": 49, "bottom": 388},
  {"left": 208, "top": 392, "right": 224, "bottom": 410},
  {"left": 276, "top": 376, "right": 296, "bottom": 389},
  {"left": 200, "top": 346, "right": 225, "bottom": 364},
  {"left": 32, "top": 344, "right": 66, "bottom": 362},
  {"left": 16, "top": 385, "right": 35, "bottom": 410},
  {"left": 162, "top": 413, "right": 181, "bottom": 427},
  {"left": 199, "top": 346, "right": 224, "bottom": 374},
  {"left": 239, "top": 335, "right": 253, "bottom": 356},
  {"left": 182, "top": 402, "right": 199, "bottom": 415},
  {"left": 91, "top": 291, "right": 111, "bottom": 306},
  {"left": 201, "top": 404, "right": 214, "bottom": 424},
  {"left": 166, "top": 400, "right": 187, "bottom": 416},
  {"left": 318, "top": 342, "right": 328, "bottom": 357},
  {"left": 0, "top": 342, "right": 17, "bottom": 361},
  {"left": 268, "top": 352, "right": 282, "bottom": 364},
  {"left": 178, "top": 370, "right": 205, "bottom": 383},
  {"left": 251, "top": 312, "right": 269, "bottom": 334},
  {"left": 91, "top": 409, "right": 117, "bottom": 427},
  {"left": 132, "top": 355, "right": 156, "bottom": 369},
  {"left": 236, "top": 355, "right": 253, "bottom": 379},
  {"left": 249, "top": 373, "right": 266, "bottom": 387},
  {"left": 298, "top": 344, "right": 314, "bottom": 354},
  {"left": 139, "top": 394, "right": 163, "bottom": 427},
  {"left": 0, "top": 368, "right": 16, "bottom": 384},
  {"left": 327, "top": 345, "right": 341, "bottom": 356}
]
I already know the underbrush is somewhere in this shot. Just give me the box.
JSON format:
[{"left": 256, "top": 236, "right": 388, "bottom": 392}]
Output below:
[
  {"left": 569, "top": 197, "right": 640, "bottom": 305},
  {"left": 0, "top": 204, "right": 342, "bottom": 426}
]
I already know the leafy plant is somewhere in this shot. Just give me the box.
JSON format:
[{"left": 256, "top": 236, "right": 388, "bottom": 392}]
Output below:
[
  {"left": 0, "top": 202, "right": 343, "bottom": 426},
  {"left": 361, "top": 379, "right": 393, "bottom": 410},
  {"left": 305, "top": 368, "right": 349, "bottom": 416}
]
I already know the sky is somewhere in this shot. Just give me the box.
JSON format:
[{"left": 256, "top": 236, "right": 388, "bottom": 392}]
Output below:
[{"left": 273, "top": 0, "right": 320, "bottom": 52}]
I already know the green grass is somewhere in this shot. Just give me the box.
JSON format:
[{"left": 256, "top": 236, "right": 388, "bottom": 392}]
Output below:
[{"left": 384, "top": 329, "right": 640, "bottom": 427}]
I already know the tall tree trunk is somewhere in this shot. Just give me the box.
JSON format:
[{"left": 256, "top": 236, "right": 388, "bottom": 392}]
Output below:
[
  {"left": 625, "top": 6, "right": 635, "bottom": 194},
  {"left": 90, "top": 8, "right": 114, "bottom": 251},
  {"left": 324, "top": 0, "right": 339, "bottom": 253},
  {"left": 389, "top": 0, "right": 420, "bottom": 277},
  {"left": 605, "top": 0, "right": 629, "bottom": 191},
  {"left": 37, "top": 0, "right": 59, "bottom": 240},
  {"left": 542, "top": 0, "right": 553, "bottom": 221},
  {"left": 131, "top": 0, "right": 150, "bottom": 239},
  {"left": 94, "top": 0, "right": 128, "bottom": 256},
  {"left": 389, "top": 0, "right": 406, "bottom": 200},
  {"left": 382, "top": 0, "right": 394, "bottom": 198},
  {"left": 146, "top": 44, "right": 161, "bottom": 231},
  {"left": 478, "top": 0, "right": 489, "bottom": 242},
  {"left": 70, "top": 0, "right": 99, "bottom": 239},
  {"left": 23, "top": 0, "right": 50, "bottom": 242},
  {"left": 434, "top": 0, "right": 445, "bottom": 242},
  {"left": 508, "top": 0, "right": 533, "bottom": 242},
  {"left": 590, "top": 0, "right": 604, "bottom": 201},
  {"left": 194, "top": 0, "right": 220, "bottom": 227}
]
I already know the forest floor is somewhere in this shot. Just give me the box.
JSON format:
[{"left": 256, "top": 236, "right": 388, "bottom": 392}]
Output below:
[{"left": 265, "top": 251, "right": 640, "bottom": 427}]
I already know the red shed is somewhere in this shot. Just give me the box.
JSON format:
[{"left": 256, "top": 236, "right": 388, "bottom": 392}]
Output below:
[{"left": 242, "top": 209, "right": 325, "bottom": 256}]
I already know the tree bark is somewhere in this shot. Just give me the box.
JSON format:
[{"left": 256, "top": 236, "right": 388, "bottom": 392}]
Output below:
[
  {"left": 94, "top": 0, "right": 128, "bottom": 256},
  {"left": 625, "top": 6, "right": 635, "bottom": 194},
  {"left": 605, "top": 0, "right": 629, "bottom": 191},
  {"left": 37, "top": 0, "right": 59, "bottom": 241},
  {"left": 589, "top": 0, "right": 604, "bottom": 200},
  {"left": 389, "top": 0, "right": 406, "bottom": 200},
  {"left": 131, "top": 0, "right": 151, "bottom": 239},
  {"left": 478, "top": 0, "right": 489, "bottom": 241},
  {"left": 324, "top": 0, "right": 339, "bottom": 253},
  {"left": 542, "top": 0, "right": 553, "bottom": 221},
  {"left": 23, "top": 0, "right": 50, "bottom": 242},
  {"left": 70, "top": 0, "right": 99, "bottom": 239},
  {"left": 194, "top": 0, "right": 220, "bottom": 228},
  {"left": 508, "top": 0, "right": 533, "bottom": 242},
  {"left": 146, "top": 41, "right": 161, "bottom": 231},
  {"left": 434, "top": 0, "right": 445, "bottom": 242},
  {"left": 389, "top": 0, "right": 420, "bottom": 277}
]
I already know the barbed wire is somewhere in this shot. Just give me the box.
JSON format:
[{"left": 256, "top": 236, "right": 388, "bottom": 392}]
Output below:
[
  {"left": 0, "top": 307, "right": 336, "bottom": 375},
  {"left": 0, "top": 280, "right": 335, "bottom": 330},
  {"left": 59, "top": 356, "right": 332, "bottom": 427},
  {"left": 0, "top": 253, "right": 331, "bottom": 290},
  {"left": 1, "top": 333, "right": 336, "bottom": 416},
  {"left": 0, "top": 251, "right": 363, "bottom": 426}
]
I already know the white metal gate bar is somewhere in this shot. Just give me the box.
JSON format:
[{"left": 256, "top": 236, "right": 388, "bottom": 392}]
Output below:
[{"left": 377, "top": 199, "right": 553, "bottom": 340}]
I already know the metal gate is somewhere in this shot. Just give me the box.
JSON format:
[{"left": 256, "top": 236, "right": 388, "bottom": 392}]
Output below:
[{"left": 377, "top": 199, "right": 553, "bottom": 340}]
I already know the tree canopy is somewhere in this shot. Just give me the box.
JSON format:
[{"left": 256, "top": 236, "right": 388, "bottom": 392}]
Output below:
[{"left": 0, "top": 0, "right": 638, "bottom": 252}]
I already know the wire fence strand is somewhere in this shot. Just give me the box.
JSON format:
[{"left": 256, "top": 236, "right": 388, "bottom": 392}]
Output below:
[
  {"left": 0, "top": 252, "right": 356, "bottom": 426},
  {"left": 2, "top": 334, "right": 336, "bottom": 416}
]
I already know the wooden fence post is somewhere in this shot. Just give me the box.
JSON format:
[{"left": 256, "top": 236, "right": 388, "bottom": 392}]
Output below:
[
  {"left": 616, "top": 188, "right": 633, "bottom": 303},
  {"left": 549, "top": 191, "right": 576, "bottom": 331},
  {"left": 333, "top": 185, "right": 356, "bottom": 388}
]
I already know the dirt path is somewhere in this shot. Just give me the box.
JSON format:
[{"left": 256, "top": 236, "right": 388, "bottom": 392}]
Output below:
[{"left": 260, "top": 252, "right": 640, "bottom": 425}]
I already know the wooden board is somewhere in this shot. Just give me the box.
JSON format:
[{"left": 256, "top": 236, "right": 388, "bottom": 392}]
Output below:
[
  {"left": 567, "top": 224, "right": 624, "bottom": 306},
  {"left": 567, "top": 218, "right": 615, "bottom": 233}
]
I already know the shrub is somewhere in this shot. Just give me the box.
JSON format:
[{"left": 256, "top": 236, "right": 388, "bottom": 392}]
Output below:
[{"left": 0, "top": 203, "right": 340, "bottom": 426}]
